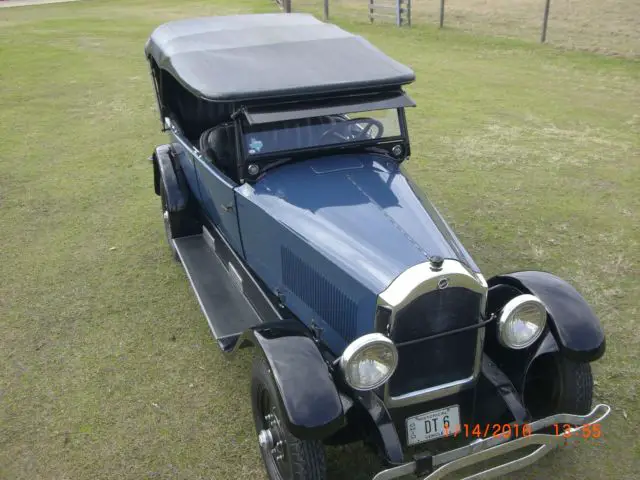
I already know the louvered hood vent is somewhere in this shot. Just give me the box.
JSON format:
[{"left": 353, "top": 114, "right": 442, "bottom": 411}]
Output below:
[{"left": 281, "top": 247, "right": 358, "bottom": 341}]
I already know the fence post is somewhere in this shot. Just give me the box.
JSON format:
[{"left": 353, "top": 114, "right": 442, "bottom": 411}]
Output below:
[
  {"left": 541, "top": 0, "right": 551, "bottom": 42},
  {"left": 439, "top": 0, "right": 445, "bottom": 28},
  {"left": 323, "top": 0, "right": 329, "bottom": 21},
  {"left": 284, "top": 0, "right": 291, "bottom": 13},
  {"left": 407, "top": 0, "right": 411, "bottom": 26}
]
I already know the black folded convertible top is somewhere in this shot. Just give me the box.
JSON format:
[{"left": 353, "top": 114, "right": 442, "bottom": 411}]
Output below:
[{"left": 145, "top": 13, "right": 415, "bottom": 102}]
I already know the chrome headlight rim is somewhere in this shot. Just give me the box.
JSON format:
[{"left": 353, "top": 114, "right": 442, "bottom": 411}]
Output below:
[
  {"left": 497, "top": 294, "right": 547, "bottom": 349},
  {"left": 339, "top": 333, "right": 398, "bottom": 391}
]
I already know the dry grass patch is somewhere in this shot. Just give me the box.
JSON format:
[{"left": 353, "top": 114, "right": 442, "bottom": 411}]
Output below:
[{"left": 295, "top": 0, "right": 640, "bottom": 55}]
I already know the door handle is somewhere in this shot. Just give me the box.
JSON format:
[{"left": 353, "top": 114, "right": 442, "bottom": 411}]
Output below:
[{"left": 221, "top": 203, "right": 234, "bottom": 213}]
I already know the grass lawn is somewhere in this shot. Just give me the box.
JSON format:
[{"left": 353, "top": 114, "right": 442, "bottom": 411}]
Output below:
[{"left": 0, "top": 0, "right": 638, "bottom": 478}]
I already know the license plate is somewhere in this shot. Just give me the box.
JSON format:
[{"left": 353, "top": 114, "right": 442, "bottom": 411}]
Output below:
[{"left": 406, "top": 405, "right": 460, "bottom": 446}]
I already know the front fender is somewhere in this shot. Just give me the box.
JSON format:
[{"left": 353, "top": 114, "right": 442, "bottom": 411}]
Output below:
[
  {"left": 488, "top": 271, "right": 605, "bottom": 362},
  {"left": 246, "top": 328, "right": 345, "bottom": 440},
  {"left": 355, "top": 391, "right": 404, "bottom": 465}
]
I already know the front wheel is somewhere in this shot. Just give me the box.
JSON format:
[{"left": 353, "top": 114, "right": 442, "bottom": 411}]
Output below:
[
  {"left": 523, "top": 353, "right": 593, "bottom": 418},
  {"left": 251, "top": 355, "right": 327, "bottom": 480}
]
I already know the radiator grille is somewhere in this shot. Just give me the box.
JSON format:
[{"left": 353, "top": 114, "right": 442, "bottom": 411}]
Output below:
[
  {"left": 389, "top": 287, "right": 482, "bottom": 397},
  {"left": 281, "top": 247, "right": 358, "bottom": 341}
]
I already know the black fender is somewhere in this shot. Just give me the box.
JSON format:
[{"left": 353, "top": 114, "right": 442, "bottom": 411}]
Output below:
[
  {"left": 152, "top": 144, "right": 188, "bottom": 212},
  {"left": 488, "top": 271, "right": 605, "bottom": 362},
  {"left": 356, "top": 391, "right": 404, "bottom": 465},
  {"left": 244, "top": 326, "right": 345, "bottom": 440}
]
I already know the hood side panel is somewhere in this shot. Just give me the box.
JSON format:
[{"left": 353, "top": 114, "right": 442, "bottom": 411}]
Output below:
[
  {"left": 235, "top": 191, "right": 376, "bottom": 353},
  {"left": 235, "top": 154, "right": 480, "bottom": 352}
]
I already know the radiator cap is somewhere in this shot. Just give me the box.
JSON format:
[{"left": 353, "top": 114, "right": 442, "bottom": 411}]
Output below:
[{"left": 429, "top": 255, "right": 444, "bottom": 271}]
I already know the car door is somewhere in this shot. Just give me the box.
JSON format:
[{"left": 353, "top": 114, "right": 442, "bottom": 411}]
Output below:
[{"left": 193, "top": 151, "right": 244, "bottom": 256}]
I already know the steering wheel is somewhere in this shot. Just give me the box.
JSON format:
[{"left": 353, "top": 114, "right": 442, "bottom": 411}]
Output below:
[{"left": 319, "top": 118, "right": 384, "bottom": 145}]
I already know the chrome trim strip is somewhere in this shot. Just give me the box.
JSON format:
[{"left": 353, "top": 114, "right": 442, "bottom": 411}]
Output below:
[
  {"left": 202, "top": 225, "right": 217, "bottom": 253},
  {"left": 228, "top": 263, "right": 243, "bottom": 291},
  {"left": 378, "top": 260, "right": 486, "bottom": 313},
  {"left": 378, "top": 259, "right": 488, "bottom": 408},
  {"left": 372, "top": 404, "right": 611, "bottom": 480},
  {"left": 476, "top": 273, "right": 488, "bottom": 312}
]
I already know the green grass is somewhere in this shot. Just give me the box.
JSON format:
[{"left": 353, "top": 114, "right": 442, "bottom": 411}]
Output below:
[{"left": 1, "top": 0, "right": 639, "bottom": 479}]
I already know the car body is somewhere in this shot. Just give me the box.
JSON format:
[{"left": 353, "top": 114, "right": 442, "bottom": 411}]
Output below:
[{"left": 144, "top": 13, "right": 610, "bottom": 480}]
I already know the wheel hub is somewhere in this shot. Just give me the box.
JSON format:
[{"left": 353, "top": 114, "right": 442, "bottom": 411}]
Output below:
[
  {"left": 259, "top": 409, "right": 286, "bottom": 463},
  {"left": 258, "top": 429, "right": 273, "bottom": 450}
]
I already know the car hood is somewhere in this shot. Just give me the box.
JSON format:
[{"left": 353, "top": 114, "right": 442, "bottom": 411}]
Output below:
[{"left": 239, "top": 154, "right": 479, "bottom": 293}]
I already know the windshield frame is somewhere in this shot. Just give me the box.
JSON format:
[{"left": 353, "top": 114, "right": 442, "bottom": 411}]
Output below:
[
  {"left": 234, "top": 105, "right": 410, "bottom": 181},
  {"left": 242, "top": 90, "right": 415, "bottom": 125}
]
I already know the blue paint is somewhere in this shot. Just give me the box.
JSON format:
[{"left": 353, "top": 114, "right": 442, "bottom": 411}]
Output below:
[
  {"left": 193, "top": 155, "right": 244, "bottom": 256},
  {"left": 234, "top": 153, "right": 479, "bottom": 354}
]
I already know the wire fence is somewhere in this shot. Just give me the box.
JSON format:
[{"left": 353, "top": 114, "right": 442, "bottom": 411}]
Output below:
[{"left": 276, "top": 0, "right": 639, "bottom": 57}]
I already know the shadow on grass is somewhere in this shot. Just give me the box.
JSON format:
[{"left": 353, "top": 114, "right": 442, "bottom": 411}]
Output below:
[{"left": 327, "top": 442, "right": 384, "bottom": 480}]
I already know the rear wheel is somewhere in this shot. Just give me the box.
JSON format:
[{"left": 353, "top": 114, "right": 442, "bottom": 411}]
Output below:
[
  {"left": 523, "top": 353, "right": 593, "bottom": 418},
  {"left": 251, "top": 355, "right": 327, "bottom": 480},
  {"left": 159, "top": 184, "right": 200, "bottom": 262},
  {"left": 160, "top": 186, "right": 180, "bottom": 261}
]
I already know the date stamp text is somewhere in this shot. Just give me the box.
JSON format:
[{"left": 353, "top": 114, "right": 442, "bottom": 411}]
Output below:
[{"left": 442, "top": 423, "right": 603, "bottom": 439}]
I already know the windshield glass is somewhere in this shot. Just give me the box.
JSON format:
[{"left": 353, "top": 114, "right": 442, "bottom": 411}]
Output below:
[{"left": 242, "top": 109, "right": 402, "bottom": 157}]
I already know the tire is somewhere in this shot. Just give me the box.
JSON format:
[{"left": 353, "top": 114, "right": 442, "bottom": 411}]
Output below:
[
  {"left": 554, "top": 356, "right": 593, "bottom": 415},
  {"left": 160, "top": 184, "right": 199, "bottom": 262},
  {"left": 251, "top": 355, "right": 327, "bottom": 480},
  {"left": 523, "top": 353, "right": 593, "bottom": 418}
]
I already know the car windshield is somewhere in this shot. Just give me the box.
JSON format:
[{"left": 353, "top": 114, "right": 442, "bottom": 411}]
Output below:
[{"left": 242, "top": 109, "right": 402, "bottom": 157}]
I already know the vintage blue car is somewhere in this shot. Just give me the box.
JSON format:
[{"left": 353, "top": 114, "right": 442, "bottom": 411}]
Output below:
[{"left": 145, "top": 13, "right": 610, "bottom": 480}]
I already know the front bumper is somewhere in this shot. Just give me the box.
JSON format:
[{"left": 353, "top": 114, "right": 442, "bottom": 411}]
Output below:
[{"left": 373, "top": 403, "right": 610, "bottom": 480}]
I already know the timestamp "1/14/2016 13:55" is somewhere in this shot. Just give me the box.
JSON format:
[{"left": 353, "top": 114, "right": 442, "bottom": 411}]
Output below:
[{"left": 441, "top": 423, "right": 603, "bottom": 439}]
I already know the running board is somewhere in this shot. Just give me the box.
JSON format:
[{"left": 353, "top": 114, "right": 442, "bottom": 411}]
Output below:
[{"left": 173, "top": 234, "right": 262, "bottom": 351}]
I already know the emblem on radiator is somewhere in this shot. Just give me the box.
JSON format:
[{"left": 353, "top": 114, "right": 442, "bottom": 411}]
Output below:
[{"left": 437, "top": 277, "right": 449, "bottom": 289}]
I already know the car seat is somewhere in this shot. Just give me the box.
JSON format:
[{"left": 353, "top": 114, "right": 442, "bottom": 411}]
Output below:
[{"left": 199, "top": 122, "right": 237, "bottom": 180}]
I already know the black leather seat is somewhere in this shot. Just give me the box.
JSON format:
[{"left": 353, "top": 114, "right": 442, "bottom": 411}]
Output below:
[{"left": 199, "top": 122, "right": 237, "bottom": 180}]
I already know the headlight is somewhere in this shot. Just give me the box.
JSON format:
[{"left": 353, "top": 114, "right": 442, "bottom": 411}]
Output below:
[
  {"left": 340, "top": 333, "right": 398, "bottom": 391},
  {"left": 497, "top": 294, "right": 547, "bottom": 349}
]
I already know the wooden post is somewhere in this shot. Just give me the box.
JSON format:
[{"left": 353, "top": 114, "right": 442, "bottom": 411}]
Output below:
[
  {"left": 407, "top": 0, "right": 411, "bottom": 26},
  {"left": 323, "top": 0, "right": 329, "bottom": 21},
  {"left": 369, "top": 0, "right": 374, "bottom": 23},
  {"left": 541, "top": 0, "right": 551, "bottom": 42},
  {"left": 284, "top": 0, "right": 291, "bottom": 13},
  {"left": 396, "top": 0, "right": 401, "bottom": 26},
  {"left": 439, "top": 0, "right": 445, "bottom": 28}
]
